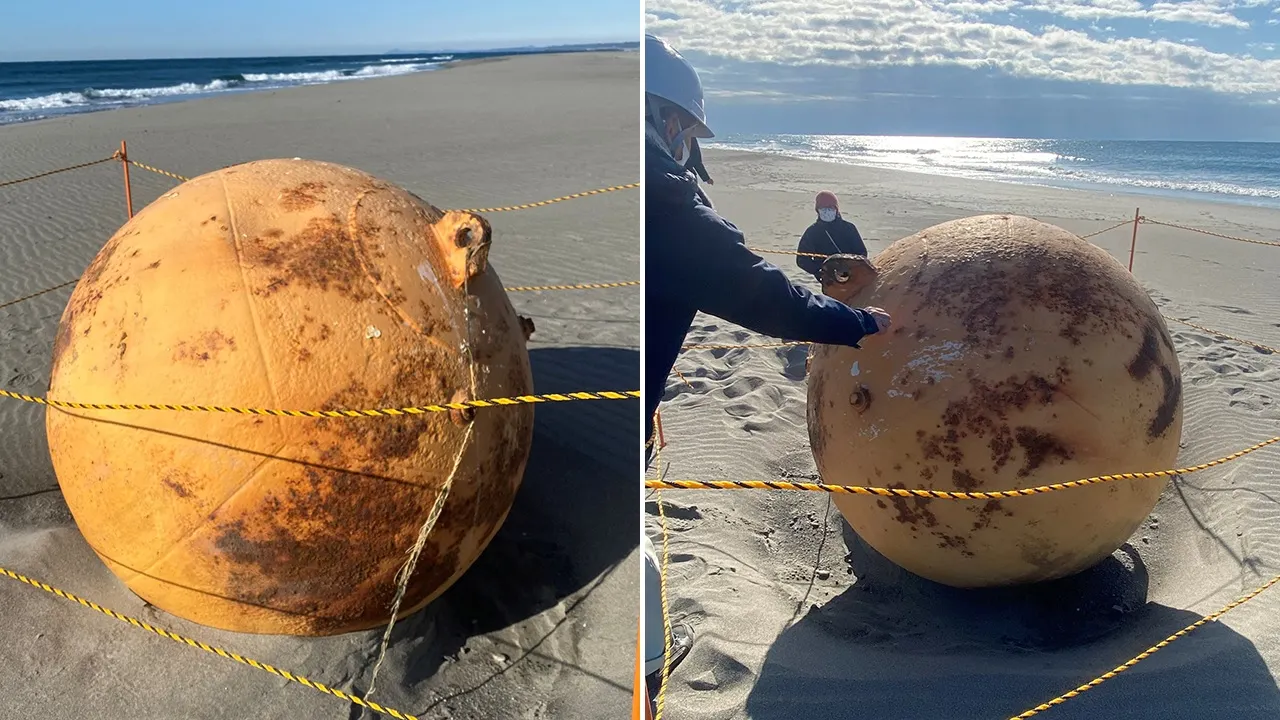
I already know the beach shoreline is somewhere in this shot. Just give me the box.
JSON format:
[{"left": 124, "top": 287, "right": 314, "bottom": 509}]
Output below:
[
  {"left": 0, "top": 48, "right": 636, "bottom": 129},
  {"left": 704, "top": 141, "right": 1280, "bottom": 212}
]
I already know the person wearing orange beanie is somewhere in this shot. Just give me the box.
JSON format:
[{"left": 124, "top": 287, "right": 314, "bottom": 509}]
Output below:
[{"left": 796, "top": 191, "right": 868, "bottom": 280}]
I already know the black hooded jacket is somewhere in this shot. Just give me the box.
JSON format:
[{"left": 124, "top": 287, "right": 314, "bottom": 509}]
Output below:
[
  {"left": 796, "top": 215, "right": 867, "bottom": 277},
  {"left": 644, "top": 134, "right": 880, "bottom": 443}
]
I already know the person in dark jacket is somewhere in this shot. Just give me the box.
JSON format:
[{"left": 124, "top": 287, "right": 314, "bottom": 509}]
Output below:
[
  {"left": 644, "top": 36, "right": 891, "bottom": 448},
  {"left": 796, "top": 191, "right": 867, "bottom": 280},
  {"left": 642, "top": 34, "right": 892, "bottom": 715}
]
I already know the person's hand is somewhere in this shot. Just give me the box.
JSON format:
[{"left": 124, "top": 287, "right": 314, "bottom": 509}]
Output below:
[{"left": 865, "top": 306, "right": 892, "bottom": 333}]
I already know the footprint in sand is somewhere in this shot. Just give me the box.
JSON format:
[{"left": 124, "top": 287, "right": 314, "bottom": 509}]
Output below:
[
  {"left": 1175, "top": 332, "right": 1218, "bottom": 348},
  {"left": 721, "top": 375, "right": 766, "bottom": 400},
  {"left": 742, "top": 417, "right": 799, "bottom": 435},
  {"left": 646, "top": 499, "right": 704, "bottom": 522},
  {"left": 778, "top": 345, "right": 809, "bottom": 382},
  {"left": 1212, "top": 304, "right": 1255, "bottom": 315},
  {"left": 6, "top": 371, "right": 39, "bottom": 389},
  {"left": 1207, "top": 362, "right": 1236, "bottom": 376},
  {"left": 1188, "top": 369, "right": 1216, "bottom": 388},
  {"left": 708, "top": 346, "right": 746, "bottom": 362},
  {"left": 685, "top": 650, "right": 753, "bottom": 693}
]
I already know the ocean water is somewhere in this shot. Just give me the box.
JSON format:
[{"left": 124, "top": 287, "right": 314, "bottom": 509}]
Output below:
[
  {"left": 707, "top": 135, "right": 1280, "bottom": 210},
  {"left": 0, "top": 44, "right": 636, "bottom": 126}
]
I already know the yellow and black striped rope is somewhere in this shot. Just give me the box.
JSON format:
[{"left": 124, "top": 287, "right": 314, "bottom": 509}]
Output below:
[
  {"left": 749, "top": 220, "right": 1130, "bottom": 259},
  {"left": 1011, "top": 571, "right": 1280, "bottom": 719},
  {"left": 125, "top": 158, "right": 191, "bottom": 183},
  {"left": 454, "top": 182, "right": 640, "bottom": 213},
  {"left": 0, "top": 565, "right": 422, "bottom": 720},
  {"left": 504, "top": 280, "right": 639, "bottom": 292},
  {"left": 2, "top": 278, "right": 638, "bottom": 312},
  {"left": 1164, "top": 316, "right": 1278, "bottom": 355},
  {"left": 749, "top": 246, "right": 828, "bottom": 259},
  {"left": 1079, "top": 218, "right": 1134, "bottom": 239},
  {"left": 653, "top": 487, "right": 674, "bottom": 720},
  {"left": 645, "top": 436, "right": 1280, "bottom": 499},
  {"left": 682, "top": 340, "right": 808, "bottom": 351},
  {"left": 1, "top": 153, "right": 121, "bottom": 189},
  {"left": 680, "top": 317, "right": 1275, "bottom": 355},
  {"left": 1141, "top": 217, "right": 1280, "bottom": 249},
  {"left": 0, "top": 388, "right": 639, "bottom": 417},
  {"left": 128, "top": 157, "right": 638, "bottom": 214},
  {"left": 0, "top": 279, "right": 80, "bottom": 312}
]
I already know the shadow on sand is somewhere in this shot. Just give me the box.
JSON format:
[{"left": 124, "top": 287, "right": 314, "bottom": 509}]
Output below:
[
  {"left": 362, "top": 345, "right": 639, "bottom": 712},
  {"left": 2, "top": 344, "right": 638, "bottom": 717},
  {"left": 743, "top": 522, "right": 1280, "bottom": 719}
]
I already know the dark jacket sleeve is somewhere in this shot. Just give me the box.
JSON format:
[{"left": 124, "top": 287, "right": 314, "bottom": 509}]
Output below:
[
  {"left": 661, "top": 204, "right": 879, "bottom": 345},
  {"left": 796, "top": 224, "right": 825, "bottom": 277}
]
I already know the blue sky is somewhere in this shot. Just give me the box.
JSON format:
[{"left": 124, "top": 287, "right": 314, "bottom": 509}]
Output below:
[
  {"left": 0, "top": 0, "right": 640, "bottom": 61},
  {"left": 647, "top": 1, "right": 1280, "bottom": 141}
]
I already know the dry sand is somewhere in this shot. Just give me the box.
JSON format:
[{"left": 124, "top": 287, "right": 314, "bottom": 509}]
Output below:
[
  {"left": 647, "top": 148, "right": 1280, "bottom": 719},
  {"left": 0, "top": 52, "right": 639, "bottom": 719}
]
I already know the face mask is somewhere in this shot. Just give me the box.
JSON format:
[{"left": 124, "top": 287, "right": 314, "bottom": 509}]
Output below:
[
  {"left": 669, "top": 125, "right": 697, "bottom": 167},
  {"left": 818, "top": 208, "right": 837, "bottom": 222},
  {"left": 647, "top": 95, "right": 695, "bottom": 167}
]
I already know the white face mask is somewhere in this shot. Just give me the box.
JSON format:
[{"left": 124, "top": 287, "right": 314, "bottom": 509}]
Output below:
[
  {"left": 669, "top": 125, "right": 697, "bottom": 167},
  {"left": 818, "top": 208, "right": 837, "bottom": 222},
  {"left": 647, "top": 96, "right": 699, "bottom": 167}
]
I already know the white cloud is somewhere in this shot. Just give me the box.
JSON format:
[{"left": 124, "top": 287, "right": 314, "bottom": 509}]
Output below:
[
  {"left": 646, "top": 0, "right": 1280, "bottom": 95},
  {"left": 705, "top": 88, "right": 850, "bottom": 102},
  {"left": 1019, "top": 0, "right": 1250, "bottom": 29}
]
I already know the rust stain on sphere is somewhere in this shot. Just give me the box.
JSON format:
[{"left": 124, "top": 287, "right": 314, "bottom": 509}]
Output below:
[
  {"left": 807, "top": 214, "right": 1182, "bottom": 588},
  {"left": 46, "top": 159, "right": 534, "bottom": 635}
]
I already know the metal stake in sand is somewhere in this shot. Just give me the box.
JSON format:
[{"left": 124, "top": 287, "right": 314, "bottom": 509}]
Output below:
[
  {"left": 120, "top": 140, "right": 134, "bottom": 219},
  {"left": 1128, "top": 207, "right": 1140, "bottom": 272}
]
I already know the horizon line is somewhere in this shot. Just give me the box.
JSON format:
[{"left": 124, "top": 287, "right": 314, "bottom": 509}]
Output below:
[{"left": 0, "top": 39, "right": 641, "bottom": 65}]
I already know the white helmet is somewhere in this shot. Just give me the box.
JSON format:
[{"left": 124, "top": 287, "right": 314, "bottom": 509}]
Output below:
[
  {"left": 646, "top": 34, "right": 713, "bottom": 166},
  {"left": 645, "top": 34, "right": 714, "bottom": 138}
]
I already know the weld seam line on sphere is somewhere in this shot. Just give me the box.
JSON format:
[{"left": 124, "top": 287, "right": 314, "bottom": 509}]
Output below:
[
  {"left": 0, "top": 388, "right": 639, "bottom": 415},
  {"left": 1010, "top": 572, "right": 1280, "bottom": 719},
  {"left": 0, "top": 565, "right": 420, "bottom": 720},
  {"left": 644, "top": 435, "right": 1280, "bottom": 498},
  {"left": 124, "top": 158, "right": 637, "bottom": 213},
  {"left": 0, "top": 153, "right": 120, "bottom": 188}
]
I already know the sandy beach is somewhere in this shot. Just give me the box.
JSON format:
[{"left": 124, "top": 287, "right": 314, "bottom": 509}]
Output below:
[
  {"left": 647, "top": 148, "right": 1280, "bottom": 719},
  {"left": 0, "top": 52, "right": 639, "bottom": 719}
]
